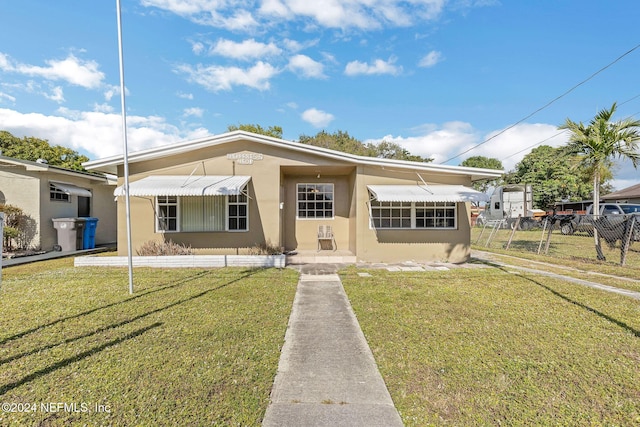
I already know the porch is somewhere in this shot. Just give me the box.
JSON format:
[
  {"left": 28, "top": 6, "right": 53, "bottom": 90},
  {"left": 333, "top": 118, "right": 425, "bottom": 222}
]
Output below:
[{"left": 285, "top": 249, "right": 357, "bottom": 265}]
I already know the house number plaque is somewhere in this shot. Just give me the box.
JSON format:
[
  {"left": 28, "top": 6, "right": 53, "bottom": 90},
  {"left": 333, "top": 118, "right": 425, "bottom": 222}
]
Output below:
[{"left": 227, "top": 153, "right": 264, "bottom": 165}]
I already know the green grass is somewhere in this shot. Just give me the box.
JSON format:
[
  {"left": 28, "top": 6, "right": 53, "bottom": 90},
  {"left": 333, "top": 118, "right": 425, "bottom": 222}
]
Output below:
[
  {"left": 472, "top": 226, "right": 640, "bottom": 275},
  {"left": 472, "top": 249, "right": 640, "bottom": 293},
  {"left": 0, "top": 259, "right": 298, "bottom": 426},
  {"left": 342, "top": 267, "right": 640, "bottom": 426}
]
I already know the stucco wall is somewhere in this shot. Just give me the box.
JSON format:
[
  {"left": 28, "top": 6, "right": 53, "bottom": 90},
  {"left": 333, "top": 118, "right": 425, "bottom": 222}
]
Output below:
[
  {"left": 353, "top": 166, "right": 473, "bottom": 263},
  {"left": 282, "top": 173, "right": 353, "bottom": 252},
  {"left": 0, "top": 173, "right": 41, "bottom": 249},
  {"left": 113, "top": 138, "right": 477, "bottom": 262},
  {"left": 117, "top": 140, "right": 326, "bottom": 255},
  {"left": 0, "top": 165, "right": 116, "bottom": 251}
]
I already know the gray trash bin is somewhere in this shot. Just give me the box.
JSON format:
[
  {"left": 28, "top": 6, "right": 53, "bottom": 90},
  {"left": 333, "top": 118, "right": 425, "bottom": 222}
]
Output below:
[{"left": 52, "top": 218, "right": 86, "bottom": 251}]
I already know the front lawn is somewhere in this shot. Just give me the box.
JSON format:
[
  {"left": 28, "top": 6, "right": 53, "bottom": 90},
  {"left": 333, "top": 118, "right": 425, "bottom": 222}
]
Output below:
[
  {"left": 342, "top": 267, "right": 640, "bottom": 426},
  {"left": 0, "top": 259, "right": 298, "bottom": 426}
]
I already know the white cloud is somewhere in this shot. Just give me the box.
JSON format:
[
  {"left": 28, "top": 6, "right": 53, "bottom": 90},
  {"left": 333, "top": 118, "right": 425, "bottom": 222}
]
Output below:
[
  {"left": 44, "top": 86, "right": 65, "bottom": 103},
  {"left": 259, "top": 0, "right": 292, "bottom": 18},
  {"left": 197, "top": 9, "right": 258, "bottom": 31},
  {"left": 177, "top": 91, "right": 194, "bottom": 100},
  {"left": 191, "top": 41, "right": 206, "bottom": 55},
  {"left": 301, "top": 108, "right": 334, "bottom": 128},
  {"left": 103, "top": 85, "right": 126, "bottom": 102},
  {"left": 0, "top": 107, "right": 210, "bottom": 159},
  {"left": 0, "top": 52, "right": 104, "bottom": 89},
  {"left": 142, "top": 0, "right": 449, "bottom": 31},
  {"left": 0, "top": 92, "right": 16, "bottom": 103},
  {"left": 211, "top": 38, "right": 282, "bottom": 60},
  {"left": 344, "top": 57, "right": 402, "bottom": 76},
  {"left": 183, "top": 107, "right": 204, "bottom": 117},
  {"left": 418, "top": 50, "right": 443, "bottom": 68},
  {"left": 175, "top": 61, "right": 279, "bottom": 91},
  {"left": 143, "top": 0, "right": 258, "bottom": 31},
  {"left": 93, "top": 103, "right": 114, "bottom": 113},
  {"left": 365, "top": 122, "right": 569, "bottom": 172},
  {"left": 287, "top": 55, "right": 326, "bottom": 79}
]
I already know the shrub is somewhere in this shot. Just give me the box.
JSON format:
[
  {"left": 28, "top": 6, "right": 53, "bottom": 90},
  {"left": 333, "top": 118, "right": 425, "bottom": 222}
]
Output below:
[
  {"left": 248, "top": 240, "right": 283, "bottom": 255},
  {"left": 1, "top": 204, "right": 28, "bottom": 250},
  {"left": 136, "top": 240, "right": 194, "bottom": 256}
]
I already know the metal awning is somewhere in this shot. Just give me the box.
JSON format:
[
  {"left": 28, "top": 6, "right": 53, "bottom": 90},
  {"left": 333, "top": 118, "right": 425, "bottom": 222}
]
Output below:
[
  {"left": 367, "top": 184, "right": 489, "bottom": 203},
  {"left": 114, "top": 175, "right": 251, "bottom": 197},
  {"left": 50, "top": 182, "right": 92, "bottom": 197}
]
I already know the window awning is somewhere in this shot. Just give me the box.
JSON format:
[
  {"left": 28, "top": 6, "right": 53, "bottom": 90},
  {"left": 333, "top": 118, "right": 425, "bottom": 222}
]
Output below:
[
  {"left": 50, "top": 182, "right": 92, "bottom": 197},
  {"left": 367, "top": 184, "right": 488, "bottom": 203},
  {"left": 114, "top": 175, "right": 251, "bottom": 197}
]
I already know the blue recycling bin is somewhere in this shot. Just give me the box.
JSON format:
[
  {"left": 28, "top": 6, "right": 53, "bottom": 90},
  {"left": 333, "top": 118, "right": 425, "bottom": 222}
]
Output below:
[{"left": 81, "top": 217, "right": 99, "bottom": 249}]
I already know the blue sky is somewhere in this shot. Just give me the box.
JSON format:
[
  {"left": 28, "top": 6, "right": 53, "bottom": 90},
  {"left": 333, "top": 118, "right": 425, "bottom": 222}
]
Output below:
[{"left": 1, "top": 1, "right": 639, "bottom": 189}]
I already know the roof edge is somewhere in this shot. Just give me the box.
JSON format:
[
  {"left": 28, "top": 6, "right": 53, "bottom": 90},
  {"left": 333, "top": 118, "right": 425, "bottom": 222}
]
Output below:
[{"left": 83, "top": 130, "right": 504, "bottom": 180}]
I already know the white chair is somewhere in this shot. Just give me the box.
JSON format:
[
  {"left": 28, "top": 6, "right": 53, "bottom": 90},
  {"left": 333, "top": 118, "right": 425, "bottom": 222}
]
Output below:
[{"left": 317, "top": 225, "right": 336, "bottom": 251}]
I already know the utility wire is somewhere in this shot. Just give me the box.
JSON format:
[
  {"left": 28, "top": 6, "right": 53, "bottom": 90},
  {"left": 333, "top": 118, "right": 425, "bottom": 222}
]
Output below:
[
  {"left": 499, "top": 97, "right": 640, "bottom": 164},
  {"left": 500, "top": 130, "right": 568, "bottom": 162},
  {"left": 443, "top": 43, "right": 640, "bottom": 164}
]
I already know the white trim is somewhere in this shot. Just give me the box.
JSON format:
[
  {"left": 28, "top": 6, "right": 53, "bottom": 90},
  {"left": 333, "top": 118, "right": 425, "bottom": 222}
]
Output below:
[
  {"left": 49, "top": 181, "right": 93, "bottom": 198},
  {"left": 156, "top": 195, "right": 180, "bottom": 233},
  {"left": 369, "top": 200, "right": 458, "bottom": 230},
  {"left": 114, "top": 175, "right": 251, "bottom": 197},
  {"left": 227, "top": 193, "right": 249, "bottom": 232},
  {"left": 367, "top": 184, "right": 488, "bottom": 203},
  {"left": 84, "top": 131, "right": 504, "bottom": 181},
  {"left": 296, "top": 183, "right": 335, "bottom": 220}
]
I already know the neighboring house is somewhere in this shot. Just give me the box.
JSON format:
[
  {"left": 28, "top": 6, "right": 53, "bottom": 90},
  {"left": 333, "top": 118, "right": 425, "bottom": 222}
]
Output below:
[
  {"left": 0, "top": 156, "right": 117, "bottom": 251},
  {"left": 602, "top": 183, "right": 640, "bottom": 204},
  {"left": 83, "top": 131, "right": 502, "bottom": 263}
]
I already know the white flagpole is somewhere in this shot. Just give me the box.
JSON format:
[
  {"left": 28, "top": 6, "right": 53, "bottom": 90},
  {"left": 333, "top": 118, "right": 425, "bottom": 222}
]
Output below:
[{"left": 116, "top": 0, "right": 134, "bottom": 294}]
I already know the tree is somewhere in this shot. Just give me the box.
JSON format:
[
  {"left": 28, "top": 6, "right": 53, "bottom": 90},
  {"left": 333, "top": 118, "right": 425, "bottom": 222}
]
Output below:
[
  {"left": 559, "top": 102, "right": 640, "bottom": 260},
  {"left": 298, "top": 130, "right": 373, "bottom": 156},
  {"left": 0, "top": 130, "right": 89, "bottom": 171},
  {"left": 460, "top": 156, "right": 503, "bottom": 195},
  {"left": 0, "top": 204, "right": 27, "bottom": 251},
  {"left": 504, "top": 145, "right": 595, "bottom": 209},
  {"left": 298, "top": 130, "right": 432, "bottom": 161},
  {"left": 227, "top": 124, "right": 283, "bottom": 139},
  {"left": 368, "top": 140, "right": 432, "bottom": 162}
]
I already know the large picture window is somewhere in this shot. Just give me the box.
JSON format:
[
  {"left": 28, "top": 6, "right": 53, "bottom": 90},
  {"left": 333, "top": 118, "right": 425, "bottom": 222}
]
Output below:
[
  {"left": 156, "top": 195, "right": 248, "bottom": 232},
  {"left": 297, "top": 183, "right": 334, "bottom": 219},
  {"left": 370, "top": 200, "right": 457, "bottom": 229}
]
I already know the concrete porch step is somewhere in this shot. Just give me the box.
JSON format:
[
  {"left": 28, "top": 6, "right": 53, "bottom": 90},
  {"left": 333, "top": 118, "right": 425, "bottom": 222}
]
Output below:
[{"left": 286, "top": 250, "right": 357, "bottom": 265}]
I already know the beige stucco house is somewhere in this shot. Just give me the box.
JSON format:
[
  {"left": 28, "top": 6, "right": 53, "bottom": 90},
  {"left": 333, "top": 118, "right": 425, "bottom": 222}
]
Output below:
[
  {"left": 83, "top": 131, "right": 502, "bottom": 263},
  {"left": 0, "top": 156, "right": 117, "bottom": 251}
]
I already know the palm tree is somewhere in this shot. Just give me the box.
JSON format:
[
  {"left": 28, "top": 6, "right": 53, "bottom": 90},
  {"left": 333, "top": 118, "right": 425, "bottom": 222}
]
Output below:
[{"left": 559, "top": 102, "right": 640, "bottom": 260}]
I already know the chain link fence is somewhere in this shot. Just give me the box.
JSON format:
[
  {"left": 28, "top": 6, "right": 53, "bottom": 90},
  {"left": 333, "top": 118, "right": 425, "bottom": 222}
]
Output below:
[{"left": 472, "top": 214, "right": 640, "bottom": 267}]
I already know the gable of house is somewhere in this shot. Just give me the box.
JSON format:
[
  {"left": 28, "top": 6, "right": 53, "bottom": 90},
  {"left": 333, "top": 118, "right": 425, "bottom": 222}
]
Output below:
[{"left": 85, "top": 131, "right": 502, "bottom": 263}]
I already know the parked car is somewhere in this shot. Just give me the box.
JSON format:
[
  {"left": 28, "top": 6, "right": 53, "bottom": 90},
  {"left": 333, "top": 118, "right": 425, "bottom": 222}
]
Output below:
[{"left": 560, "top": 203, "right": 640, "bottom": 241}]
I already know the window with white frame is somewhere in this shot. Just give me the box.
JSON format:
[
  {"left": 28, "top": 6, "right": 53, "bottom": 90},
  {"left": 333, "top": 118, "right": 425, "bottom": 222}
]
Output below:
[
  {"left": 50, "top": 184, "right": 70, "bottom": 202},
  {"left": 228, "top": 194, "right": 248, "bottom": 231},
  {"left": 156, "top": 195, "right": 248, "bottom": 232},
  {"left": 370, "top": 200, "right": 457, "bottom": 229},
  {"left": 157, "top": 196, "right": 178, "bottom": 231},
  {"left": 297, "top": 183, "right": 334, "bottom": 219}
]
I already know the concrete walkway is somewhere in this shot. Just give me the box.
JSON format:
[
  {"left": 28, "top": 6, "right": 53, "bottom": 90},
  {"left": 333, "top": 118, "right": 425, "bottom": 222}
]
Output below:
[
  {"left": 262, "top": 273, "right": 403, "bottom": 427},
  {"left": 472, "top": 250, "right": 640, "bottom": 301}
]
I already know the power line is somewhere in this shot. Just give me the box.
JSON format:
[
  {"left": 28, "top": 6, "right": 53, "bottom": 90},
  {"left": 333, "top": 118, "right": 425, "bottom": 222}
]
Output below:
[
  {"left": 500, "top": 130, "right": 568, "bottom": 162},
  {"left": 499, "top": 96, "right": 640, "bottom": 164},
  {"left": 443, "top": 42, "right": 640, "bottom": 164}
]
